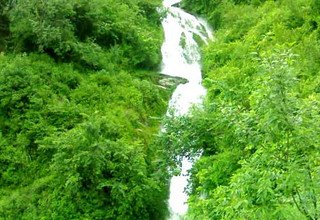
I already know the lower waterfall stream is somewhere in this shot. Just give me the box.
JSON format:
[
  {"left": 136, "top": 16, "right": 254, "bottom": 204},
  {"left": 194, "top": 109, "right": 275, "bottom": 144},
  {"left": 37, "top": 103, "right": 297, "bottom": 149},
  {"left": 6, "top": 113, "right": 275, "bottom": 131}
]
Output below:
[{"left": 160, "top": 0, "right": 213, "bottom": 219}]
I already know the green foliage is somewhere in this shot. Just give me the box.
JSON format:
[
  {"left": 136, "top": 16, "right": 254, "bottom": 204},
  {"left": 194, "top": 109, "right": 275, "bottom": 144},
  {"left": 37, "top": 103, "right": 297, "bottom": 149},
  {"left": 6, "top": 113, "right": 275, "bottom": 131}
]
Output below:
[
  {"left": 0, "top": 0, "right": 10, "bottom": 51},
  {"left": 0, "top": 0, "right": 171, "bottom": 219},
  {"left": 0, "top": 48, "right": 169, "bottom": 219},
  {"left": 7, "top": 0, "right": 162, "bottom": 70},
  {"left": 33, "top": 117, "right": 167, "bottom": 219}
]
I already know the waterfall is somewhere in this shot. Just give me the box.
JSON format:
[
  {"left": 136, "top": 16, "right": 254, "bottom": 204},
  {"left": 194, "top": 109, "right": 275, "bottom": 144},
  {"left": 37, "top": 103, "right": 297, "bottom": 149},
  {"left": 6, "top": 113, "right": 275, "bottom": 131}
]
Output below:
[{"left": 160, "top": 0, "right": 213, "bottom": 219}]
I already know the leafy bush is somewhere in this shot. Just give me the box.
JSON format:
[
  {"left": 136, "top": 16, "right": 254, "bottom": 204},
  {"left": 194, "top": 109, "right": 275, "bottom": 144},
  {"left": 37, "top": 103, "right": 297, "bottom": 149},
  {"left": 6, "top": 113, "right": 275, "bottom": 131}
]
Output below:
[
  {"left": 8, "top": 0, "right": 162, "bottom": 70},
  {"left": 0, "top": 49, "right": 170, "bottom": 219}
]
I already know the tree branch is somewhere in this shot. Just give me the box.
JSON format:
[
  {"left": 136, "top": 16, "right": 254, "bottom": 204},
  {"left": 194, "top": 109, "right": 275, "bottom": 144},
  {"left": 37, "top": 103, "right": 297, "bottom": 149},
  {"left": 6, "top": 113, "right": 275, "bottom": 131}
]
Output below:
[{"left": 292, "top": 188, "right": 315, "bottom": 220}]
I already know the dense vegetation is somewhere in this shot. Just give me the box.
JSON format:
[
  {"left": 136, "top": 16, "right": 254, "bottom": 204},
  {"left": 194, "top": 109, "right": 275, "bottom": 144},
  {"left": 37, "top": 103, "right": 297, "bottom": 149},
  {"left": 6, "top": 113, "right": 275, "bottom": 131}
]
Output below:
[
  {"left": 2, "top": 0, "right": 320, "bottom": 219},
  {"left": 0, "top": 0, "right": 172, "bottom": 219},
  {"left": 160, "top": 0, "right": 320, "bottom": 219}
]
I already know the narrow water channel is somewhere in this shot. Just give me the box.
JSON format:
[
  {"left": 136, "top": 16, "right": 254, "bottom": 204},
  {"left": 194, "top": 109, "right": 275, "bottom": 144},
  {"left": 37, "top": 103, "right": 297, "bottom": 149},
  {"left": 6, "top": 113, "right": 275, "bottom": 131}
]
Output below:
[{"left": 160, "top": 0, "right": 213, "bottom": 219}]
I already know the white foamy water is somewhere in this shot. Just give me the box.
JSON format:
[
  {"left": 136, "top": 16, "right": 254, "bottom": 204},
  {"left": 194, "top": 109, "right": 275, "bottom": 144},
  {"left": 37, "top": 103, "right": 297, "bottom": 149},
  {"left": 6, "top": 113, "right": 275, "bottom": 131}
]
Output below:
[{"left": 160, "top": 0, "right": 212, "bottom": 218}]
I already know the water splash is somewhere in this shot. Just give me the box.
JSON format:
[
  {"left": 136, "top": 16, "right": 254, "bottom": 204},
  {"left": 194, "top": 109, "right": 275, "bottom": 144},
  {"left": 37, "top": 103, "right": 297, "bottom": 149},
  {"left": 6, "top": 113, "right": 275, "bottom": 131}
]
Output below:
[{"left": 160, "top": 0, "right": 212, "bottom": 218}]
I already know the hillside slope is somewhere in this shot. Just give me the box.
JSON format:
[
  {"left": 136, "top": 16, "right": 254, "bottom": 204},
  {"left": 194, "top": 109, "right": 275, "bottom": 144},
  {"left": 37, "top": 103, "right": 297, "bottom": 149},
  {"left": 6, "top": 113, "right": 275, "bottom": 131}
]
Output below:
[
  {"left": 161, "top": 0, "right": 320, "bottom": 219},
  {"left": 0, "top": 0, "right": 172, "bottom": 219}
]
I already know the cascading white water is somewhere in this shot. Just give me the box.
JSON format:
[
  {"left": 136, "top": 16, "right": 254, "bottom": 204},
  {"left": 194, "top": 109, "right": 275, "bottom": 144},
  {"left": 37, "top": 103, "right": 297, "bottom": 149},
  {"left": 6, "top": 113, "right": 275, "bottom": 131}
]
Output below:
[{"left": 161, "top": 0, "right": 212, "bottom": 219}]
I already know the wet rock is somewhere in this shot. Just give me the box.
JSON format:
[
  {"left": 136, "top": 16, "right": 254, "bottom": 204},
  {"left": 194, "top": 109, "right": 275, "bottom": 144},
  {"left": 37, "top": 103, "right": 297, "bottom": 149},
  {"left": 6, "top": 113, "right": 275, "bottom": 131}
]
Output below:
[{"left": 158, "top": 75, "right": 188, "bottom": 88}]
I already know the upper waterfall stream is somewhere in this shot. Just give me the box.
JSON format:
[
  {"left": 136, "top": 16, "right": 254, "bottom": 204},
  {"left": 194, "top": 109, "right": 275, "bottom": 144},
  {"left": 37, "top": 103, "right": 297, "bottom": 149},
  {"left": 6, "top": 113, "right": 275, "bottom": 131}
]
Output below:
[{"left": 160, "top": 0, "right": 212, "bottom": 218}]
